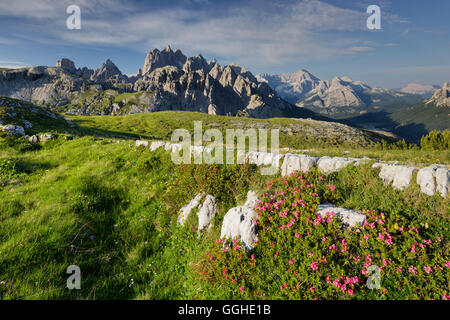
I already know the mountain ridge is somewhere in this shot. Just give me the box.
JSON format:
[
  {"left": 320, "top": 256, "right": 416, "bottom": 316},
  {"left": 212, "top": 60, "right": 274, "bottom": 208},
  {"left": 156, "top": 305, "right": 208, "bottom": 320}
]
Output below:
[{"left": 0, "top": 47, "right": 322, "bottom": 120}]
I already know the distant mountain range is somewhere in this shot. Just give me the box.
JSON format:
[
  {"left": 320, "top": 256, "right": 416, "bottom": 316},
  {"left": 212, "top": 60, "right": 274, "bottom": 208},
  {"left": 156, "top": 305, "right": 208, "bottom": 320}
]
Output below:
[
  {"left": 0, "top": 46, "right": 448, "bottom": 143},
  {"left": 257, "top": 69, "right": 448, "bottom": 143},
  {"left": 0, "top": 46, "right": 320, "bottom": 120},
  {"left": 257, "top": 69, "right": 424, "bottom": 117},
  {"left": 399, "top": 83, "right": 440, "bottom": 98}
]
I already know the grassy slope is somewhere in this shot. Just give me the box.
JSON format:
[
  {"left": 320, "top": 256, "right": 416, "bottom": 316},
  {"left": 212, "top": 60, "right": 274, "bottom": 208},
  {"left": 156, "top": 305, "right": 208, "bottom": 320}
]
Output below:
[
  {"left": 0, "top": 135, "right": 448, "bottom": 299},
  {"left": 67, "top": 111, "right": 450, "bottom": 166},
  {"left": 0, "top": 97, "right": 448, "bottom": 299},
  {"left": 339, "top": 102, "right": 450, "bottom": 144}
]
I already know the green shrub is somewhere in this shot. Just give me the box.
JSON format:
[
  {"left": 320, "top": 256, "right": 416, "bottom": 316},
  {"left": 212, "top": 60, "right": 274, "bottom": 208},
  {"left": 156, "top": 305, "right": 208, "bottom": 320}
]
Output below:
[
  {"left": 200, "top": 169, "right": 449, "bottom": 300},
  {"left": 421, "top": 130, "right": 450, "bottom": 150}
]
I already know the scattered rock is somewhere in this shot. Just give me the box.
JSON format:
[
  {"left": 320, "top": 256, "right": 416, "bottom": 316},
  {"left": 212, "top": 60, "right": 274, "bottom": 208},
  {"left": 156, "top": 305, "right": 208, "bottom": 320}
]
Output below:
[
  {"left": 317, "top": 157, "right": 357, "bottom": 174},
  {"left": 177, "top": 193, "right": 218, "bottom": 231},
  {"left": 29, "top": 135, "right": 39, "bottom": 144},
  {"left": 1, "top": 125, "right": 25, "bottom": 136},
  {"left": 177, "top": 193, "right": 205, "bottom": 226},
  {"left": 317, "top": 203, "right": 366, "bottom": 228},
  {"left": 220, "top": 190, "right": 259, "bottom": 251},
  {"left": 373, "top": 163, "right": 418, "bottom": 190},
  {"left": 22, "top": 120, "right": 33, "bottom": 129},
  {"left": 150, "top": 141, "right": 166, "bottom": 151},
  {"left": 197, "top": 195, "right": 218, "bottom": 231},
  {"left": 135, "top": 140, "right": 149, "bottom": 147},
  {"left": 417, "top": 165, "right": 449, "bottom": 197},
  {"left": 281, "top": 154, "right": 319, "bottom": 176},
  {"left": 39, "top": 134, "right": 57, "bottom": 142}
]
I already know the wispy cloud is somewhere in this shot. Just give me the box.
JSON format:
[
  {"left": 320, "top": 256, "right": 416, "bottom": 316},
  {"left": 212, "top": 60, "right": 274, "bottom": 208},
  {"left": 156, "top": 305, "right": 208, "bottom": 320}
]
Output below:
[
  {"left": 0, "top": 60, "right": 28, "bottom": 68},
  {"left": 0, "top": 0, "right": 381, "bottom": 67},
  {"left": 366, "top": 65, "right": 450, "bottom": 74}
]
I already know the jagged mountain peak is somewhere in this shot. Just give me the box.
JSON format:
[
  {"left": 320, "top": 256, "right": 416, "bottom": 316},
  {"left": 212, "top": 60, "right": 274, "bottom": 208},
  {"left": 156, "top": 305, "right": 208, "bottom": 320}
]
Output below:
[
  {"left": 426, "top": 82, "right": 450, "bottom": 107},
  {"left": 90, "top": 59, "right": 123, "bottom": 82},
  {"left": 141, "top": 45, "right": 187, "bottom": 75}
]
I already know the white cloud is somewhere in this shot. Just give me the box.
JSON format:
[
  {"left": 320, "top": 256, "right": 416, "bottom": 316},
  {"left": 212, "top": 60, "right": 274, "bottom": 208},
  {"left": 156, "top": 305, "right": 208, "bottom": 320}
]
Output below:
[
  {"left": 0, "top": 0, "right": 389, "bottom": 68},
  {"left": 366, "top": 65, "right": 450, "bottom": 74},
  {"left": 0, "top": 60, "right": 28, "bottom": 68}
]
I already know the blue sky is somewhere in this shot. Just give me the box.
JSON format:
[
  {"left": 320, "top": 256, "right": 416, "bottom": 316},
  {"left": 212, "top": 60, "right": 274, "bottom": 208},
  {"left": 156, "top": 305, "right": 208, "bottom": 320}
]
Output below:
[{"left": 0, "top": 0, "right": 449, "bottom": 88}]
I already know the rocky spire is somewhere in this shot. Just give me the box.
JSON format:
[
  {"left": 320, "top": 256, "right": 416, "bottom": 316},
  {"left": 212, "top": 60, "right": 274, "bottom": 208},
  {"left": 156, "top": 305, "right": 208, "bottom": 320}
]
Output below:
[
  {"left": 141, "top": 46, "right": 187, "bottom": 75},
  {"left": 426, "top": 82, "right": 450, "bottom": 107},
  {"left": 90, "top": 59, "right": 122, "bottom": 82},
  {"left": 56, "top": 58, "right": 76, "bottom": 72}
]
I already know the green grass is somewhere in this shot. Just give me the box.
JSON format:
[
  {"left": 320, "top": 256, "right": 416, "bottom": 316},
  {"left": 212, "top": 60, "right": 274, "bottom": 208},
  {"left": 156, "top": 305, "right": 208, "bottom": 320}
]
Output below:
[
  {"left": 66, "top": 111, "right": 449, "bottom": 166},
  {"left": 0, "top": 135, "right": 447, "bottom": 299},
  {"left": 0, "top": 97, "right": 448, "bottom": 299}
]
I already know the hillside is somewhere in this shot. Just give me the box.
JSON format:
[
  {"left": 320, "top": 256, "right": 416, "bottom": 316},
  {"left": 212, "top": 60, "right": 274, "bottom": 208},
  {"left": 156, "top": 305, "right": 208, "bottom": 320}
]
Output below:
[
  {"left": 342, "top": 84, "right": 450, "bottom": 143},
  {"left": 0, "top": 96, "right": 449, "bottom": 300},
  {"left": 0, "top": 47, "right": 324, "bottom": 121}
]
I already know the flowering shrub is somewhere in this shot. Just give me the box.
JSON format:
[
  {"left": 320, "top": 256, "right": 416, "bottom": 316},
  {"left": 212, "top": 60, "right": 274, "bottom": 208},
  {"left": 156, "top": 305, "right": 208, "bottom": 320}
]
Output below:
[{"left": 199, "top": 169, "right": 449, "bottom": 300}]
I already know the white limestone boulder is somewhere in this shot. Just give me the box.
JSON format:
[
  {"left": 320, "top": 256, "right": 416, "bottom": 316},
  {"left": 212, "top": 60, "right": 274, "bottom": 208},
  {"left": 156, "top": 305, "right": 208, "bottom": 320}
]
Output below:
[
  {"left": 135, "top": 140, "right": 149, "bottom": 147},
  {"left": 39, "top": 133, "right": 57, "bottom": 142},
  {"left": 150, "top": 141, "right": 166, "bottom": 151},
  {"left": 373, "top": 163, "right": 418, "bottom": 190},
  {"left": 246, "top": 151, "right": 283, "bottom": 170},
  {"left": 29, "top": 135, "right": 39, "bottom": 144},
  {"left": 317, "top": 203, "right": 366, "bottom": 228},
  {"left": 220, "top": 190, "right": 259, "bottom": 251},
  {"left": 281, "top": 154, "right": 319, "bottom": 176},
  {"left": 197, "top": 194, "right": 218, "bottom": 231},
  {"left": 177, "top": 193, "right": 205, "bottom": 226},
  {"left": 417, "top": 165, "right": 449, "bottom": 197},
  {"left": 177, "top": 193, "right": 218, "bottom": 231},
  {"left": 317, "top": 157, "right": 357, "bottom": 174}
]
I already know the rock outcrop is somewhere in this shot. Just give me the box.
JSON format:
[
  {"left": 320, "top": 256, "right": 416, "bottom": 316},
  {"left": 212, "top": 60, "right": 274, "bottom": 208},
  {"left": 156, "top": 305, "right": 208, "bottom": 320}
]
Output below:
[
  {"left": 281, "top": 154, "right": 319, "bottom": 176},
  {"left": 317, "top": 203, "right": 366, "bottom": 228},
  {"left": 221, "top": 191, "right": 259, "bottom": 250},
  {"left": 317, "top": 157, "right": 359, "bottom": 174},
  {"left": 177, "top": 193, "right": 218, "bottom": 231},
  {"left": 0, "top": 124, "right": 25, "bottom": 136},
  {"left": 56, "top": 58, "right": 76, "bottom": 73},
  {"left": 417, "top": 165, "right": 449, "bottom": 197},
  {"left": 426, "top": 82, "right": 450, "bottom": 107},
  {"left": 146, "top": 139, "right": 449, "bottom": 198},
  {"left": 0, "top": 46, "right": 318, "bottom": 119},
  {"left": 373, "top": 163, "right": 418, "bottom": 190}
]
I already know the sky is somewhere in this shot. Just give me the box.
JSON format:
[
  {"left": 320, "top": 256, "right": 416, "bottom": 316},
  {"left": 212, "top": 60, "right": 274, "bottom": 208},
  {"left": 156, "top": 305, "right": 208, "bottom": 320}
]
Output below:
[{"left": 0, "top": 0, "right": 449, "bottom": 88}]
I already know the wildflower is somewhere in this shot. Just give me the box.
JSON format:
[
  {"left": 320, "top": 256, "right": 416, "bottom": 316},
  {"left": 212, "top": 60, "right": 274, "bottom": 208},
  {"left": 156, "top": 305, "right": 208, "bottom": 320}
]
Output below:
[
  {"left": 239, "top": 286, "right": 244, "bottom": 293},
  {"left": 445, "top": 261, "right": 450, "bottom": 268},
  {"left": 289, "top": 258, "right": 295, "bottom": 266},
  {"left": 311, "top": 261, "right": 319, "bottom": 270},
  {"left": 424, "top": 266, "right": 432, "bottom": 274},
  {"left": 310, "top": 286, "right": 315, "bottom": 293},
  {"left": 348, "top": 289, "right": 354, "bottom": 296},
  {"left": 408, "top": 266, "right": 417, "bottom": 275}
]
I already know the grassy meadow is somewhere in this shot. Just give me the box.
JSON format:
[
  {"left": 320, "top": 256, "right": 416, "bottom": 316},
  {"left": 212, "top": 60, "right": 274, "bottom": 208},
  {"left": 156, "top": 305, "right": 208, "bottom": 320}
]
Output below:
[{"left": 0, "top": 97, "right": 448, "bottom": 299}]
